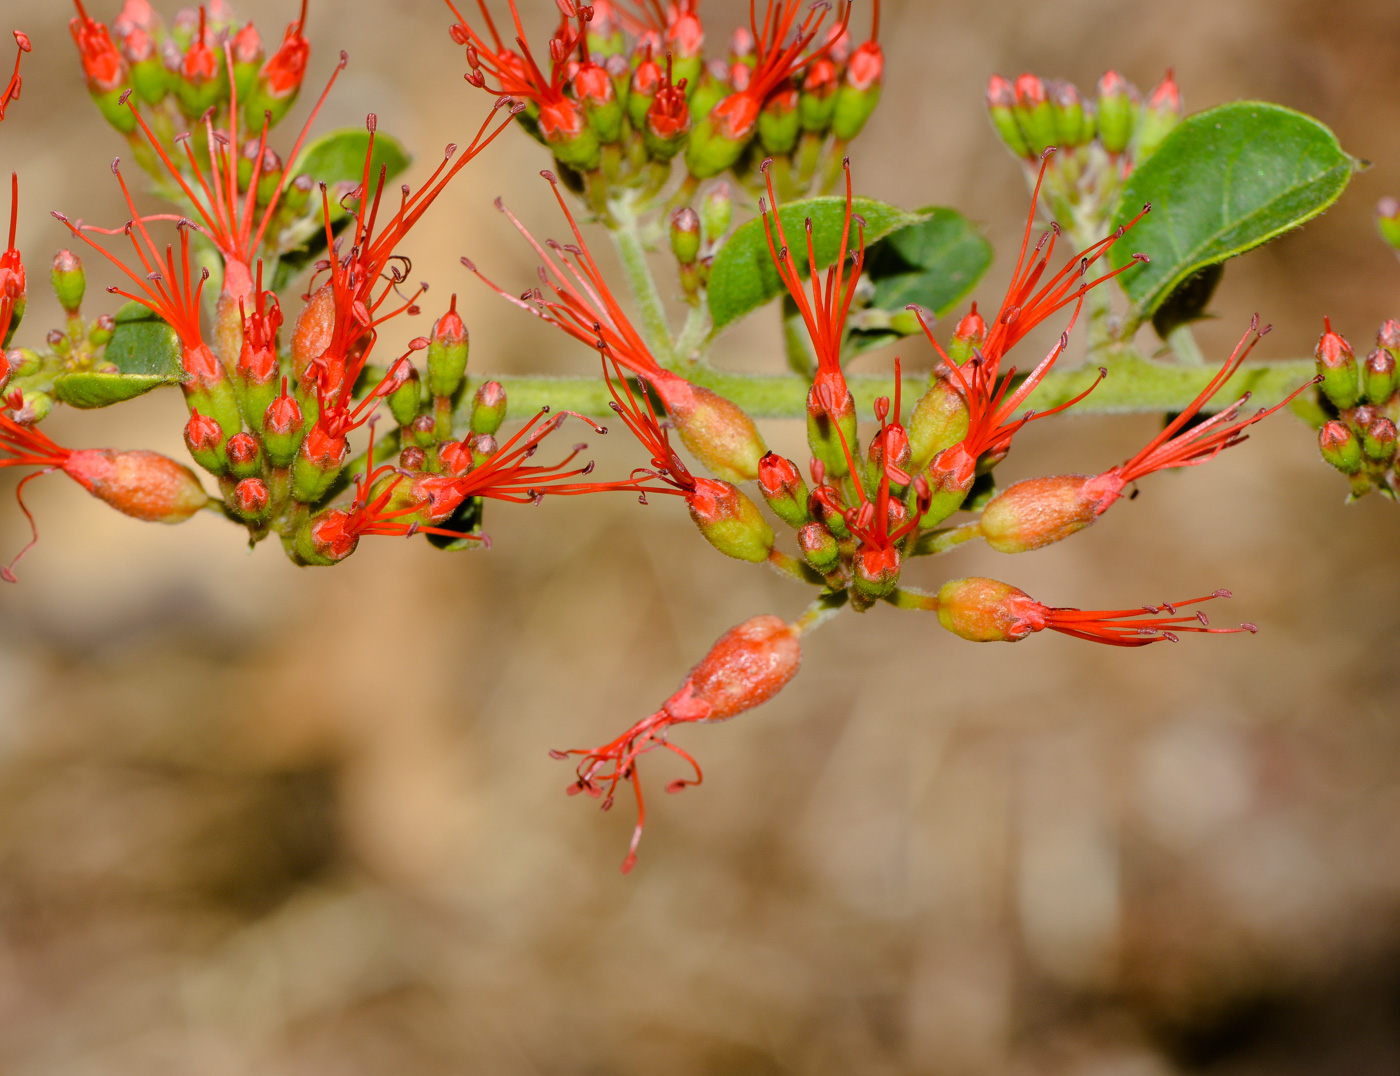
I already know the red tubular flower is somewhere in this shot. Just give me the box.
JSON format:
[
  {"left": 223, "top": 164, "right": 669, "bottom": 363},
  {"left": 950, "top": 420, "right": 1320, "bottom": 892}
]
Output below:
[
  {"left": 761, "top": 155, "right": 862, "bottom": 412},
  {"left": 259, "top": 0, "right": 310, "bottom": 99},
  {"left": 553, "top": 613, "right": 804, "bottom": 873},
  {"left": 0, "top": 30, "right": 30, "bottom": 122},
  {"left": 118, "top": 47, "right": 349, "bottom": 300},
  {"left": 936, "top": 577, "right": 1258, "bottom": 647},
  {"left": 708, "top": 0, "right": 851, "bottom": 142},
  {"left": 917, "top": 152, "right": 1150, "bottom": 489},
  {"left": 468, "top": 171, "right": 766, "bottom": 481},
  {"left": 1, "top": 173, "right": 25, "bottom": 345},
  {"left": 70, "top": 1, "right": 124, "bottom": 93},
  {"left": 978, "top": 319, "right": 1321, "bottom": 554},
  {"left": 444, "top": 0, "right": 588, "bottom": 145},
  {"left": 1, "top": 413, "right": 209, "bottom": 580}
]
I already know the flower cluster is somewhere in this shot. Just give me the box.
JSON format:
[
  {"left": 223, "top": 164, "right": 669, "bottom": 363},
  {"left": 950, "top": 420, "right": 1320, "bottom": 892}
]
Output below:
[
  {"left": 1310, "top": 317, "right": 1399, "bottom": 499},
  {"left": 444, "top": 0, "right": 883, "bottom": 203},
  {"left": 0, "top": 1, "right": 1333, "bottom": 875}
]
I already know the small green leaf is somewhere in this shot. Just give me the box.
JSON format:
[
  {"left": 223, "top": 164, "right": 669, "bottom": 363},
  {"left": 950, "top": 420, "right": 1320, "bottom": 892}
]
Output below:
[
  {"left": 1109, "top": 102, "right": 1358, "bottom": 327},
  {"left": 104, "top": 301, "right": 184, "bottom": 379},
  {"left": 847, "top": 206, "right": 993, "bottom": 356},
  {"left": 53, "top": 371, "right": 177, "bottom": 409},
  {"left": 708, "top": 197, "right": 926, "bottom": 331},
  {"left": 292, "top": 128, "right": 412, "bottom": 191}
]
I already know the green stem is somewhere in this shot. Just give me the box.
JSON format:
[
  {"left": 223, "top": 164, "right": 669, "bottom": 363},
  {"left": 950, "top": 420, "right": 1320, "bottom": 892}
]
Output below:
[
  {"left": 911, "top": 522, "right": 982, "bottom": 558},
  {"left": 1165, "top": 322, "right": 1207, "bottom": 366},
  {"left": 607, "top": 194, "right": 676, "bottom": 368},
  {"left": 479, "top": 356, "right": 1318, "bottom": 422},
  {"left": 674, "top": 303, "right": 712, "bottom": 364},
  {"left": 881, "top": 586, "right": 941, "bottom": 612},
  {"left": 791, "top": 589, "right": 849, "bottom": 636}
]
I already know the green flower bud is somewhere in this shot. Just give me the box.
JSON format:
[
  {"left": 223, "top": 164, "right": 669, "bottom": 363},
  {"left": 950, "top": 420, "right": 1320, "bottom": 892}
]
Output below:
[
  {"left": 687, "top": 478, "right": 774, "bottom": 563},
  {"left": 1095, "top": 70, "right": 1139, "bottom": 155},
  {"left": 427, "top": 297, "right": 469, "bottom": 399},
  {"left": 1319, "top": 420, "right": 1363, "bottom": 475},
  {"left": 1315, "top": 318, "right": 1360, "bottom": 411},
  {"left": 470, "top": 380, "right": 507, "bottom": 437},
  {"left": 50, "top": 250, "right": 86, "bottom": 315},
  {"left": 757, "top": 452, "right": 811, "bottom": 528},
  {"left": 670, "top": 207, "right": 702, "bottom": 266}
]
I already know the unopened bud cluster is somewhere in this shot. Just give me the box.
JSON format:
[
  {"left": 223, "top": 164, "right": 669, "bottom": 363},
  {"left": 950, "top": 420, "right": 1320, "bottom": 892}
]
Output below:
[
  {"left": 1312, "top": 317, "right": 1400, "bottom": 498},
  {"left": 986, "top": 69, "right": 1182, "bottom": 242}
]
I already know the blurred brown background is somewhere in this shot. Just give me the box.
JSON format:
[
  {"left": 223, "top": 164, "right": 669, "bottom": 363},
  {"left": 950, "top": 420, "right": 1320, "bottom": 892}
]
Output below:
[{"left": 2, "top": 0, "right": 1399, "bottom": 1072}]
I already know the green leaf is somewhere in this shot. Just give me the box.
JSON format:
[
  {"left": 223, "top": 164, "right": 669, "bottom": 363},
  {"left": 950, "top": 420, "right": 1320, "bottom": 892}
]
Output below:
[
  {"left": 104, "top": 301, "right": 184, "bottom": 379},
  {"left": 274, "top": 129, "right": 414, "bottom": 289},
  {"left": 847, "top": 206, "right": 993, "bottom": 356},
  {"left": 53, "top": 371, "right": 177, "bottom": 409},
  {"left": 292, "top": 128, "right": 411, "bottom": 191},
  {"left": 1109, "top": 102, "right": 1358, "bottom": 327},
  {"left": 708, "top": 197, "right": 925, "bottom": 331}
]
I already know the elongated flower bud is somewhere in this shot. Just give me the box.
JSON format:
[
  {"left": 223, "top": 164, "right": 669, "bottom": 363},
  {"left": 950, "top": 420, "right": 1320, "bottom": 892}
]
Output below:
[
  {"left": 797, "top": 520, "right": 840, "bottom": 573},
  {"left": 51, "top": 250, "right": 86, "bottom": 315},
  {"left": 986, "top": 74, "right": 1031, "bottom": 158},
  {"left": 1315, "top": 317, "right": 1359, "bottom": 410},
  {"left": 687, "top": 478, "right": 774, "bottom": 562},
  {"left": 758, "top": 451, "right": 811, "bottom": 528},
  {"left": 978, "top": 474, "right": 1101, "bottom": 553},
  {"left": 427, "top": 295, "right": 469, "bottom": 399},
  {"left": 654, "top": 372, "right": 766, "bottom": 483},
  {"left": 1364, "top": 347, "right": 1397, "bottom": 405},
  {"left": 1376, "top": 197, "right": 1400, "bottom": 253},
  {"left": 1096, "top": 70, "right": 1139, "bottom": 155},
  {"left": 262, "top": 384, "right": 305, "bottom": 468},
  {"left": 1319, "top": 420, "right": 1363, "bottom": 475},
  {"left": 470, "top": 380, "right": 507, "bottom": 436},
  {"left": 66, "top": 448, "right": 209, "bottom": 523},
  {"left": 183, "top": 409, "right": 228, "bottom": 476},
  {"left": 1133, "top": 69, "right": 1182, "bottom": 162}
]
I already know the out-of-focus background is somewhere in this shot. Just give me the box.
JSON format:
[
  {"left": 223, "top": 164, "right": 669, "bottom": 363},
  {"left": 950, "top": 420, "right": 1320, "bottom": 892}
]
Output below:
[{"left": 2, "top": 1, "right": 1399, "bottom": 1072}]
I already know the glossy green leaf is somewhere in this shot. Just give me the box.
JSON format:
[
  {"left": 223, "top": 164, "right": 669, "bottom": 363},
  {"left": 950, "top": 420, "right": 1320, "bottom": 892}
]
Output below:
[
  {"left": 708, "top": 197, "right": 926, "bottom": 331},
  {"left": 1109, "top": 102, "right": 1358, "bottom": 327},
  {"left": 292, "top": 128, "right": 411, "bottom": 191},
  {"left": 53, "top": 371, "right": 177, "bottom": 409},
  {"left": 104, "top": 301, "right": 184, "bottom": 380},
  {"left": 847, "top": 206, "right": 993, "bottom": 356}
]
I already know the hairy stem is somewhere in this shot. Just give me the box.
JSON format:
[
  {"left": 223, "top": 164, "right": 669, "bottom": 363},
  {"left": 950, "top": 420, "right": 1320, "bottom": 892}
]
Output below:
[
  {"left": 608, "top": 194, "right": 677, "bottom": 368},
  {"left": 477, "top": 356, "right": 1317, "bottom": 423}
]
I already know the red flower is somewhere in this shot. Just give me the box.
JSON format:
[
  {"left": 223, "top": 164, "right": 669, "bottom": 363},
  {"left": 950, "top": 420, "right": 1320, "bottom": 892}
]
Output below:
[
  {"left": 708, "top": 0, "right": 851, "bottom": 141},
  {"left": 118, "top": 48, "right": 348, "bottom": 301},
  {"left": 0, "top": 30, "right": 30, "bottom": 122},
  {"left": 936, "top": 577, "right": 1258, "bottom": 647},
  {"left": 919, "top": 152, "right": 1149, "bottom": 487},
  {"left": 259, "top": 0, "right": 310, "bottom": 98},
  {"left": 445, "top": 0, "right": 587, "bottom": 142},
  {"left": 554, "top": 614, "right": 803, "bottom": 873},
  {"left": 70, "top": 1, "right": 124, "bottom": 93}
]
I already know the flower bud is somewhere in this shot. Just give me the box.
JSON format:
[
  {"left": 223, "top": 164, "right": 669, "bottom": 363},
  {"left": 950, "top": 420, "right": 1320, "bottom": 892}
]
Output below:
[
  {"left": 799, "top": 57, "right": 839, "bottom": 133},
  {"left": 701, "top": 182, "right": 734, "bottom": 245},
  {"left": 908, "top": 373, "right": 970, "bottom": 471},
  {"left": 387, "top": 363, "right": 424, "bottom": 427},
  {"left": 261, "top": 386, "right": 304, "bottom": 468},
  {"left": 89, "top": 314, "right": 115, "bottom": 348},
  {"left": 685, "top": 94, "right": 757, "bottom": 179},
  {"left": 470, "top": 380, "right": 507, "bottom": 436},
  {"left": 1315, "top": 317, "right": 1360, "bottom": 410},
  {"left": 936, "top": 577, "right": 1035, "bottom": 643},
  {"left": 51, "top": 250, "right": 86, "bottom": 315},
  {"left": 655, "top": 373, "right": 766, "bottom": 482},
  {"left": 644, "top": 68, "right": 692, "bottom": 160},
  {"left": 427, "top": 296, "right": 469, "bottom": 399},
  {"left": 806, "top": 383, "right": 859, "bottom": 479},
  {"left": 978, "top": 474, "right": 1100, "bottom": 554},
  {"left": 231, "top": 476, "right": 271, "bottom": 523},
  {"left": 291, "top": 425, "right": 348, "bottom": 504},
  {"left": 677, "top": 614, "right": 802, "bottom": 722},
  {"left": 757, "top": 451, "right": 811, "bottom": 528},
  {"left": 947, "top": 304, "right": 987, "bottom": 367},
  {"left": 832, "top": 40, "right": 884, "bottom": 141},
  {"left": 853, "top": 544, "right": 901, "bottom": 602},
  {"left": 687, "top": 478, "right": 774, "bottom": 562},
  {"left": 400, "top": 446, "right": 427, "bottom": 471},
  {"left": 1362, "top": 414, "right": 1397, "bottom": 466},
  {"left": 1048, "top": 79, "right": 1092, "bottom": 148},
  {"left": 405, "top": 412, "right": 437, "bottom": 449},
  {"left": 670, "top": 207, "right": 702, "bottom": 266},
  {"left": 1132, "top": 70, "right": 1182, "bottom": 162},
  {"left": 1364, "top": 347, "right": 1397, "bottom": 405},
  {"left": 9, "top": 390, "right": 52, "bottom": 425},
  {"left": 627, "top": 52, "right": 662, "bottom": 129},
  {"left": 293, "top": 506, "right": 356, "bottom": 566},
  {"left": 230, "top": 21, "right": 263, "bottom": 101},
  {"left": 575, "top": 60, "right": 625, "bottom": 146},
  {"left": 807, "top": 483, "right": 852, "bottom": 541},
  {"left": 758, "top": 82, "right": 801, "bottom": 156},
  {"left": 120, "top": 22, "right": 169, "bottom": 107},
  {"left": 70, "top": 7, "right": 137, "bottom": 133},
  {"left": 183, "top": 408, "right": 228, "bottom": 476},
  {"left": 986, "top": 74, "right": 1031, "bottom": 159},
  {"left": 1376, "top": 197, "right": 1400, "bottom": 252},
  {"left": 246, "top": 7, "right": 310, "bottom": 128},
  {"left": 1095, "top": 70, "right": 1139, "bottom": 154},
  {"left": 1013, "top": 74, "right": 1057, "bottom": 156},
  {"left": 226, "top": 431, "right": 263, "bottom": 480},
  {"left": 64, "top": 448, "right": 209, "bottom": 523},
  {"left": 1319, "top": 420, "right": 1363, "bottom": 475},
  {"left": 172, "top": 10, "right": 228, "bottom": 120},
  {"left": 797, "top": 520, "right": 840, "bottom": 573}
]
